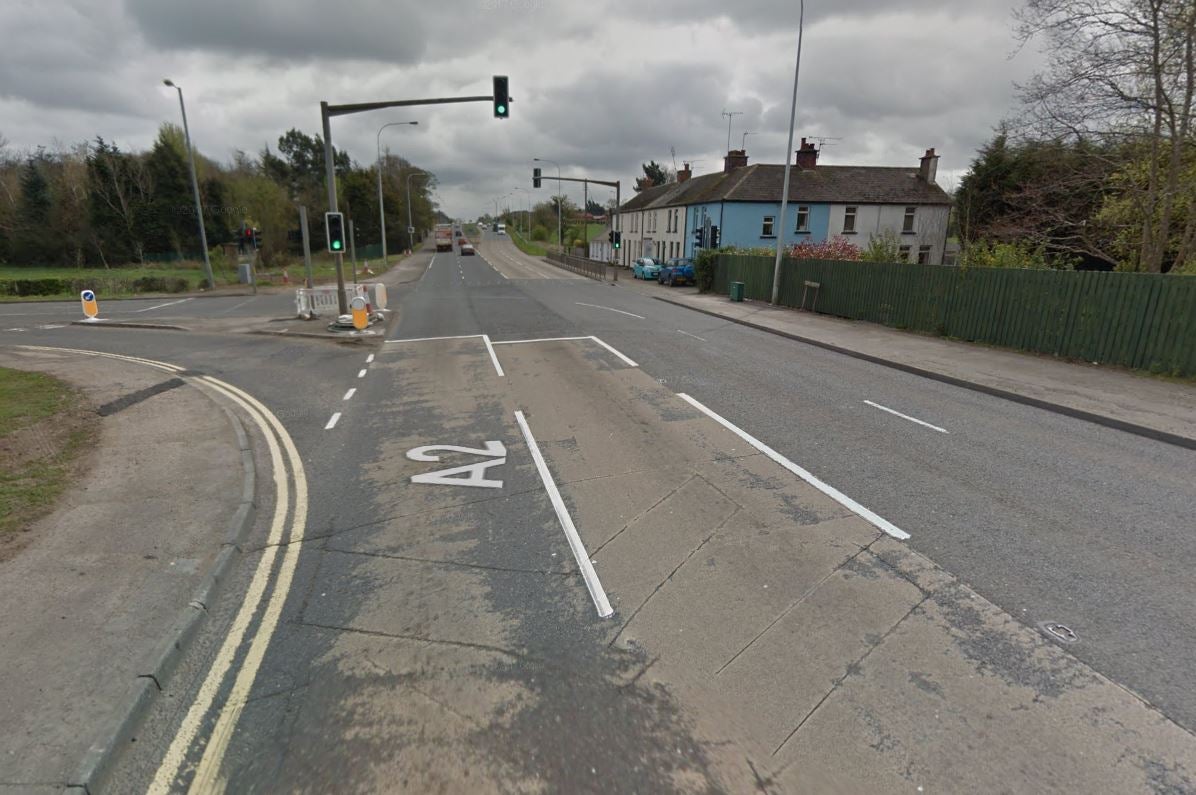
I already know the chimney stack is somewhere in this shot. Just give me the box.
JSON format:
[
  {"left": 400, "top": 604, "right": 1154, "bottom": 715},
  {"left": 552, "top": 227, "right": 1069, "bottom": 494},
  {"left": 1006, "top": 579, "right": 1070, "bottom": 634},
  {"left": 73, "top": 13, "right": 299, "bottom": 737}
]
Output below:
[
  {"left": 677, "top": 162, "right": 692, "bottom": 183},
  {"left": 723, "top": 149, "right": 748, "bottom": 173},
  {"left": 794, "top": 137, "right": 818, "bottom": 169},
  {"left": 918, "top": 147, "right": 939, "bottom": 183}
]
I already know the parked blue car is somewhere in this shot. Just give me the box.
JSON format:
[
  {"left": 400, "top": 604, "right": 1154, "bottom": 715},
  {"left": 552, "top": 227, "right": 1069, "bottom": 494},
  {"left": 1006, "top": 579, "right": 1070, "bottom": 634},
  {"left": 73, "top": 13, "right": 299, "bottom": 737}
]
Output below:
[
  {"left": 632, "top": 257, "right": 661, "bottom": 280},
  {"left": 657, "top": 257, "right": 695, "bottom": 286}
]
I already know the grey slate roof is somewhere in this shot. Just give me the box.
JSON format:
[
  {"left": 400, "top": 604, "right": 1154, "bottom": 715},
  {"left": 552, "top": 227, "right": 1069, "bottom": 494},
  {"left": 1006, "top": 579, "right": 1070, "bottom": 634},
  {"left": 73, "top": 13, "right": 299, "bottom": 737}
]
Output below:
[{"left": 620, "top": 163, "right": 950, "bottom": 212}]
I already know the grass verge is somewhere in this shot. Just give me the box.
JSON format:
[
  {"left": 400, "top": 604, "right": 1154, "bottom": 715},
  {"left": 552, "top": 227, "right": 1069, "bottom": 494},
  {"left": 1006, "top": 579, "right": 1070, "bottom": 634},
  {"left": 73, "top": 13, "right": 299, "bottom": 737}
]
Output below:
[
  {"left": 0, "top": 367, "right": 97, "bottom": 558},
  {"left": 508, "top": 227, "right": 549, "bottom": 257}
]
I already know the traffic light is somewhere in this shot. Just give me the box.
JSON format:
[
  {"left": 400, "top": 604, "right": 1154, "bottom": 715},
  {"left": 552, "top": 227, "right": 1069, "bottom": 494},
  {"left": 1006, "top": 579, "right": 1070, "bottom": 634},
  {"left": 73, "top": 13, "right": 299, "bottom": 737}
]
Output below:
[
  {"left": 613, "top": 231, "right": 621, "bottom": 250},
  {"left": 533, "top": 167, "right": 541, "bottom": 188},
  {"left": 493, "top": 75, "right": 510, "bottom": 119},
  {"left": 709, "top": 225, "right": 720, "bottom": 248},
  {"left": 252, "top": 228, "right": 261, "bottom": 250},
  {"left": 692, "top": 227, "right": 704, "bottom": 248},
  {"left": 325, "top": 212, "right": 346, "bottom": 253}
]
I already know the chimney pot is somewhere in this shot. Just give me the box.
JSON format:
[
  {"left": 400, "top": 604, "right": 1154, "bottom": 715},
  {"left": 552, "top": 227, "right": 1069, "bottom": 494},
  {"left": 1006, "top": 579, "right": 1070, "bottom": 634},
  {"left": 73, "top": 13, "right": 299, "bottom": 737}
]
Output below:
[
  {"left": 723, "top": 149, "right": 749, "bottom": 173},
  {"left": 677, "top": 162, "right": 692, "bottom": 183},
  {"left": 794, "top": 138, "right": 819, "bottom": 169},
  {"left": 918, "top": 147, "right": 940, "bottom": 183}
]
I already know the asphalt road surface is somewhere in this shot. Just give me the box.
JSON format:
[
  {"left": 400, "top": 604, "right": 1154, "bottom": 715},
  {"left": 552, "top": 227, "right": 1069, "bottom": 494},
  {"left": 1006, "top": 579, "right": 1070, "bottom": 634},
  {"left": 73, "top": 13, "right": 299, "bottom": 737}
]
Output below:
[{"left": 3, "top": 234, "right": 1194, "bottom": 792}]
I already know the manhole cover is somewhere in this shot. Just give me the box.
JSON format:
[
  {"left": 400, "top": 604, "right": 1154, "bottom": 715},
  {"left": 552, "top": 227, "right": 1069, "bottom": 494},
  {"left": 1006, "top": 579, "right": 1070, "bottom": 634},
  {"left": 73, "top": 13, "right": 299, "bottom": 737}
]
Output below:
[{"left": 1037, "top": 621, "right": 1078, "bottom": 644}]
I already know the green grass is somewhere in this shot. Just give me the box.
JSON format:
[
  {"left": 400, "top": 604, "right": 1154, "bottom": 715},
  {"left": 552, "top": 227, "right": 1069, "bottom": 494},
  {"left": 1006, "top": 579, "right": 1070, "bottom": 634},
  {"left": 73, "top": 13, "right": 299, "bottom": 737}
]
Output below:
[
  {"left": 0, "top": 262, "right": 239, "bottom": 301},
  {"left": 0, "top": 367, "right": 96, "bottom": 541},
  {"left": 508, "top": 227, "right": 548, "bottom": 257}
]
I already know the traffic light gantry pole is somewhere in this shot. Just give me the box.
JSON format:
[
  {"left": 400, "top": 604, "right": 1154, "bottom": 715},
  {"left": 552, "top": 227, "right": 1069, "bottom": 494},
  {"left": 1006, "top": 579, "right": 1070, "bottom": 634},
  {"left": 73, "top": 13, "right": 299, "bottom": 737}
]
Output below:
[
  {"left": 320, "top": 79, "right": 509, "bottom": 314},
  {"left": 530, "top": 173, "right": 620, "bottom": 259}
]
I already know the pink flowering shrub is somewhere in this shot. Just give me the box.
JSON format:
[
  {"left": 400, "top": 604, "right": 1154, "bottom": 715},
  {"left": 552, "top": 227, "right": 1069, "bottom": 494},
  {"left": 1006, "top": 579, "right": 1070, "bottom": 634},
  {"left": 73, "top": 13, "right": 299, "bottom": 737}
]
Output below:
[{"left": 787, "top": 236, "right": 861, "bottom": 261}]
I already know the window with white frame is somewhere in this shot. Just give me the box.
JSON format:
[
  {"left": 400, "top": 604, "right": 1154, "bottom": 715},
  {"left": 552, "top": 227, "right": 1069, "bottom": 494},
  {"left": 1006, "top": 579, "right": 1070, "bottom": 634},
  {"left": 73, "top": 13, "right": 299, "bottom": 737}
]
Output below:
[
  {"left": 903, "top": 206, "right": 916, "bottom": 234},
  {"left": 796, "top": 205, "right": 810, "bottom": 233},
  {"left": 762, "top": 216, "right": 775, "bottom": 237},
  {"left": 843, "top": 206, "right": 857, "bottom": 233},
  {"left": 917, "top": 244, "right": 931, "bottom": 264}
]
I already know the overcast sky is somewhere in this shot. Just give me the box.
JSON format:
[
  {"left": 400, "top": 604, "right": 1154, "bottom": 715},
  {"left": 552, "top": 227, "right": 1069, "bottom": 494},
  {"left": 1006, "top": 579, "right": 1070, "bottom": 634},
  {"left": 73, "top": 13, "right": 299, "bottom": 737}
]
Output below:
[{"left": 0, "top": 0, "right": 1043, "bottom": 218}]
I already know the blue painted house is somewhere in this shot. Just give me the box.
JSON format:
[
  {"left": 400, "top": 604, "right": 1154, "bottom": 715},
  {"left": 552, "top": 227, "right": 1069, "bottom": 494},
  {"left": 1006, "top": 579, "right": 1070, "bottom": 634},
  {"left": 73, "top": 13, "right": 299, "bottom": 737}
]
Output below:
[{"left": 615, "top": 141, "right": 952, "bottom": 266}]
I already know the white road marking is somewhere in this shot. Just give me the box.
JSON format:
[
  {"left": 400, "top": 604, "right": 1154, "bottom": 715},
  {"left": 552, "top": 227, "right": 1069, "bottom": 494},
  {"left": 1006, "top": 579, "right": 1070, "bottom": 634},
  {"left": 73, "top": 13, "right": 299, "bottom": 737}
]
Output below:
[
  {"left": 491, "top": 336, "right": 592, "bottom": 345},
  {"left": 343, "top": 388, "right": 356, "bottom": 401},
  {"left": 863, "top": 400, "right": 949, "bottom": 434},
  {"left": 589, "top": 336, "right": 638, "bottom": 367},
  {"left": 407, "top": 441, "right": 506, "bottom": 488},
  {"left": 481, "top": 334, "right": 505, "bottom": 377},
  {"left": 515, "top": 410, "right": 613, "bottom": 618},
  {"left": 324, "top": 412, "right": 341, "bottom": 430},
  {"left": 677, "top": 329, "right": 708, "bottom": 342},
  {"left": 214, "top": 296, "right": 258, "bottom": 315},
  {"left": 17, "top": 345, "right": 182, "bottom": 373},
  {"left": 387, "top": 334, "right": 485, "bottom": 343},
  {"left": 365, "top": 354, "right": 374, "bottom": 363},
  {"left": 132, "top": 297, "right": 193, "bottom": 313},
  {"left": 677, "top": 393, "right": 911, "bottom": 541},
  {"left": 575, "top": 302, "right": 645, "bottom": 319},
  {"left": 357, "top": 368, "right": 367, "bottom": 378}
]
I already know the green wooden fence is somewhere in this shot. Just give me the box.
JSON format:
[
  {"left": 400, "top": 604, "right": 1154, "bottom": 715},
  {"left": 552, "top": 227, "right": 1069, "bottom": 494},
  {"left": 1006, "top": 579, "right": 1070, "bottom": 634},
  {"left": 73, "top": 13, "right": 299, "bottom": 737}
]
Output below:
[{"left": 712, "top": 255, "right": 1196, "bottom": 376}]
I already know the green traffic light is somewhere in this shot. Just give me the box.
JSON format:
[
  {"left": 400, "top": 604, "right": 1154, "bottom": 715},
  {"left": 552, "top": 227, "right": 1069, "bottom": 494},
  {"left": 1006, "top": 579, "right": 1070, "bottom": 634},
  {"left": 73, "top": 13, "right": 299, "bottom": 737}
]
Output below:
[
  {"left": 496, "top": 105, "right": 507, "bottom": 115},
  {"left": 332, "top": 241, "right": 342, "bottom": 250}
]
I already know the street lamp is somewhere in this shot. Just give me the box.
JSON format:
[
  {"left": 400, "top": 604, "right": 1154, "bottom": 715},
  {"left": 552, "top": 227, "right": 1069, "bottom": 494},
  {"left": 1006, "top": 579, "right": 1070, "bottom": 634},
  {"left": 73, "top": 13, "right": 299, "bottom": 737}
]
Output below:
[
  {"left": 533, "top": 157, "right": 562, "bottom": 249},
  {"left": 377, "top": 120, "right": 419, "bottom": 267},
  {"left": 162, "top": 79, "right": 214, "bottom": 290},
  {"left": 770, "top": 1, "right": 804, "bottom": 305},
  {"left": 511, "top": 187, "right": 530, "bottom": 235},
  {"left": 405, "top": 171, "right": 429, "bottom": 252}
]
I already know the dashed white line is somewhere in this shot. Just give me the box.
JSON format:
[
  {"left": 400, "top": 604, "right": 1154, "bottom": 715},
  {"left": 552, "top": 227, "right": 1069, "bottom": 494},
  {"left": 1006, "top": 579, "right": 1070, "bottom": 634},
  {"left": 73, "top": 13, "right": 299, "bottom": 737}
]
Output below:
[
  {"left": 677, "top": 393, "right": 911, "bottom": 541},
  {"left": 343, "top": 388, "right": 356, "bottom": 401},
  {"left": 481, "top": 334, "right": 505, "bottom": 377},
  {"left": 132, "top": 297, "right": 194, "bottom": 313},
  {"left": 324, "top": 412, "right": 341, "bottom": 430},
  {"left": 575, "top": 302, "right": 645, "bottom": 319},
  {"left": 365, "top": 354, "right": 374, "bottom": 363},
  {"left": 357, "top": 369, "right": 367, "bottom": 378},
  {"left": 677, "top": 329, "right": 708, "bottom": 342},
  {"left": 864, "top": 400, "right": 949, "bottom": 434},
  {"left": 514, "top": 410, "right": 613, "bottom": 618}
]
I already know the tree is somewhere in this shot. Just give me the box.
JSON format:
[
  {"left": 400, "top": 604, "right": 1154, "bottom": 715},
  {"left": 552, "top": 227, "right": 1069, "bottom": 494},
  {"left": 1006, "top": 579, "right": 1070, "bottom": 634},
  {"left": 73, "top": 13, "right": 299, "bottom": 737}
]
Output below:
[
  {"left": 86, "top": 137, "right": 150, "bottom": 265},
  {"left": 635, "top": 160, "right": 673, "bottom": 191},
  {"left": 585, "top": 198, "right": 605, "bottom": 216},
  {"left": 143, "top": 125, "right": 195, "bottom": 256},
  {"left": 1015, "top": 0, "right": 1196, "bottom": 272},
  {"left": 862, "top": 230, "right": 904, "bottom": 263}
]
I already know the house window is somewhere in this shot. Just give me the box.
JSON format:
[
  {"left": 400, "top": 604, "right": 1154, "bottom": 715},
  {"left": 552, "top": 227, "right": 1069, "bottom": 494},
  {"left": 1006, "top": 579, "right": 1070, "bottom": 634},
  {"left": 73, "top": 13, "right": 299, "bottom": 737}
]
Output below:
[
  {"left": 796, "top": 205, "right": 810, "bottom": 233},
  {"left": 917, "top": 245, "right": 931, "bottom": 264},
  {"left": 903, "top": 206, "right": 916, "bottom": 234},
  {"left": 898, "top": 245, "right": 911, "bottom": 262},
  {"left": 762, "top": 216, "right": 775, "bottom": 237},
  {"left": 843, "top": 206, "right": 857, "bottom": 233}
]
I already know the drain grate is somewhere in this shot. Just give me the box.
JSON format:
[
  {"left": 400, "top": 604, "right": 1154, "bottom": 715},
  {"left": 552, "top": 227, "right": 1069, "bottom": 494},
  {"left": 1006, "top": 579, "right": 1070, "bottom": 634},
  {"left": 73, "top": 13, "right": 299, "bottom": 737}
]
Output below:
[{"left": 1037, "top": 621, "right": 1078, "bottom": 644}]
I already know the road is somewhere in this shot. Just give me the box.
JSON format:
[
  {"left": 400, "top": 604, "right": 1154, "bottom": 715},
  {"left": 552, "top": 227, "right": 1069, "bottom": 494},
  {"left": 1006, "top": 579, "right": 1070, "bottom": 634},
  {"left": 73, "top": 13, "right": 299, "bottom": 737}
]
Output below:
[{"left": 2, "top": 234, "right": 1194, "bottom": 792}]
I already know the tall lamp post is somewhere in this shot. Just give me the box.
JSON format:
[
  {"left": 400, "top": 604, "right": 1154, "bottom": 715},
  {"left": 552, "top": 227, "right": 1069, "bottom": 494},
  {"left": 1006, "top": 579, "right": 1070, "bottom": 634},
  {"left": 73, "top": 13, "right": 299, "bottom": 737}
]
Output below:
[
  {"left": 533, "top": 157, "right": 561, "bottom": 248},
  {"left": 162, "top": 79, "right": 214, "bottom": 290},
  {"left": 511, "top": 187, "right": 530, "bottom": 235},
  {"left": 405, "top": 171, "right": 429, "bottom": 252},
  {"left": 770, "top": 1, "right": 804, "bottom": 305},
  {"left": 376, "top": 120, "right": 419, "bottom": 267}
]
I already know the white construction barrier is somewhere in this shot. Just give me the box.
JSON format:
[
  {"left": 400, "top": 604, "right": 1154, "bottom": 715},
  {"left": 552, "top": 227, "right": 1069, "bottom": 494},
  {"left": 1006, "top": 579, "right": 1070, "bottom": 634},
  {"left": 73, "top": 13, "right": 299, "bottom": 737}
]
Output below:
[{"left": 295, "top": 283, "right": 387, "bottom": 319}]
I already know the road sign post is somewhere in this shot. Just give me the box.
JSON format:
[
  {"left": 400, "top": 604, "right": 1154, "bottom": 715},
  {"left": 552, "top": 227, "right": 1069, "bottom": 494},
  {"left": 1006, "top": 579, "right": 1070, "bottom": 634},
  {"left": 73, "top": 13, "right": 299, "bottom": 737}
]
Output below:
[
  {"left": 350, "top": 296, "right": 369, "bottom": 331},
  {"left": 80, "top": 289, "right": 98, "bottom": 320}
]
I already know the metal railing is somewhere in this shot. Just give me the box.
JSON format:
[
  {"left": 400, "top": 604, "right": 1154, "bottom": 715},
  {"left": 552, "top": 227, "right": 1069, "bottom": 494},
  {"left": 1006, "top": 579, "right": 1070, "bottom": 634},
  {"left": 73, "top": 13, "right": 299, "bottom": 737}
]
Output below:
[{"left": 545, "top": 251, "right": 617, "bottom": 282}]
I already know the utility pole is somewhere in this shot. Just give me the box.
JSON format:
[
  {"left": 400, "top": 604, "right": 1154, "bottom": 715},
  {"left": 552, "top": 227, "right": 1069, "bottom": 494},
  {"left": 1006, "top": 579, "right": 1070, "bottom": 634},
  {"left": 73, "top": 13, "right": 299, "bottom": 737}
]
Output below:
[
  {"left": 721, "top": 109, "right": 743, "bottom": 153},
  {"left": 348, "top": 219, "right": 358, "bottom": 283},
  {"left": 534, "top": 157, "right": 562, "bottom": 248},
  {"left": 298, "top": 205, "right": 314, "bottom": 288},
  {"left": 770, "top": 1, "right": 804, "bottom": 305},
  {"left": 376, "top": 121, "right": 418, "bottom": 268},
  {"left": 406, "top": 171, "right": 428, "bottom": 253}
]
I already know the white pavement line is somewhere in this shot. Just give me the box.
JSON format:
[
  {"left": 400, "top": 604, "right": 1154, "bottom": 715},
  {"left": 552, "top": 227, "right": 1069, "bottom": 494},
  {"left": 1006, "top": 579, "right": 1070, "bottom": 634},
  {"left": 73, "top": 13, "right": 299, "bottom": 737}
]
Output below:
[
  {"left": 365, "top": 353, "right": 375, "bottom": 363},
  {"left": 325, "top": 412, "right": 342, "bottom": 430},
  {"left": 575, "top": 301, "right": 645, "bottom": 320},
  {"left": 491, "top": 335, "right": 591, "bottom": 345},
  {"left": 863, "top": 400, "right": 949, "bottom": 434},
  {"left": 677, "top": 393, "right": 911, "bottom": 541},
  {"left": 589, "top": 336, "right": 639, "bottom": 367},
  {"left": 343, "top": 388, "right": 356, "bottom": 401},
  {"left": 514, "top": 410, "right": 613, "bottom": 618},
  {"left": 16, "top": 344, "right": 182, "bottom": 374},
  {"left": 215, "top": 296, "right": 258, "bottom": 316},
  {"left": 677, "top": 329, "right": 708, "bottom": 342},
  {"left": 357, "top": 368, "right": 367, "bottom": 378},
  {"left": 180, "top": 377, "right": 309, "bottom": 794},
  {"left": 481, "top": 334, "right": 506, "bottom": 377},
  {"left": 387, "top": 334, "right": 485, "bottom": 343},
  {"left": 131, "top": 297, "right": 194, "bottom": 313}
]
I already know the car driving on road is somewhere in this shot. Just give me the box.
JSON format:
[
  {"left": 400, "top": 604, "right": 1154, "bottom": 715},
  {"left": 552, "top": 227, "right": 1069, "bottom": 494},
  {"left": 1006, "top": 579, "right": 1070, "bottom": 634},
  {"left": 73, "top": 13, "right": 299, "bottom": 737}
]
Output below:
[
  {"left": 657, "top": 257, "right": 695, "bottom": 286},
  {"left": 632, "top": 257, "right": 661, "bottom": 280},
  {"left": 459, "top": 242, "right": 475, "bottom": 255}
]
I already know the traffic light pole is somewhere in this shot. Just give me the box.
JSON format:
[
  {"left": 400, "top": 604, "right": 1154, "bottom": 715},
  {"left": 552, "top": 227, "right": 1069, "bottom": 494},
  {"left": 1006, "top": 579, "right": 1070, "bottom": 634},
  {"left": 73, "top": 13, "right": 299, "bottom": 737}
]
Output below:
[
  {"left": 530, "top": 174, "right": 621, "bottom": 261},
  {"left": 321, "top": 91, "right": 501, "bottom": 315}
]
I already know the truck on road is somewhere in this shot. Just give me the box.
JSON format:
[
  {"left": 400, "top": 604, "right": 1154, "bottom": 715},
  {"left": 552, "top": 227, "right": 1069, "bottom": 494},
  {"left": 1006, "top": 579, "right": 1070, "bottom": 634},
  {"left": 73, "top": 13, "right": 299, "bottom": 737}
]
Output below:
[{"left": 434, "top": 224, "right": 454, "bottom": 252}]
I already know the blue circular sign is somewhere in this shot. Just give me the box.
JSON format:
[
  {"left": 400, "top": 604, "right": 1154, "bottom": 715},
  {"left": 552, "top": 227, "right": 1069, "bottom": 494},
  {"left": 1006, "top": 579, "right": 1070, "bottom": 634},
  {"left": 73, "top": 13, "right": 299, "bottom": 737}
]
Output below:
[{"left": 82, "top": 290, "right": 95, "bottom": 301}]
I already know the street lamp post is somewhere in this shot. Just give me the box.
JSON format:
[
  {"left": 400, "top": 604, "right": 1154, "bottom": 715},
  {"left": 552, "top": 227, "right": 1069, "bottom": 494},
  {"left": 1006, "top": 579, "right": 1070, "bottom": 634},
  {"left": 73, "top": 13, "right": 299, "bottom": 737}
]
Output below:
[
  {"left": 533, "top": 157, "right": 561, "bottom": 249},
  {"left": 511, "top": 187, "right": 530, "bottom": 235},
  {"left": 770, "top": 1, "right": 804, "bottom": 305},
  {"left": 162, "top": 79, "right": 214, "bottom": 290},
  {"left": 406, "top": 171, "right": 428, "bottom": 252},
  {"left": 376, "top": 121, "right": 418, "bottom": 267}
]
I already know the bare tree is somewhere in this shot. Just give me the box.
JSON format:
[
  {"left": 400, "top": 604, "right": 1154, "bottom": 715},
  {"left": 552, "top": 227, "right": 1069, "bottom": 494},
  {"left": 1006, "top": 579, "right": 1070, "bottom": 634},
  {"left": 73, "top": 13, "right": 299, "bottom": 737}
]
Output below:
[{"left": 1015, "top": 0, "right": 1196, "bottom": 272}]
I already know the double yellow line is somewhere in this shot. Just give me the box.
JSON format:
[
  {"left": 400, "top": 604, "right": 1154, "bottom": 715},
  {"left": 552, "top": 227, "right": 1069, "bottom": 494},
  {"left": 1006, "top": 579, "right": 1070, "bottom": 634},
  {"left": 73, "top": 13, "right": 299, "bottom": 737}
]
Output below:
[{"left": 19, "top": 346, "right": 308, "bottom": 793}]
